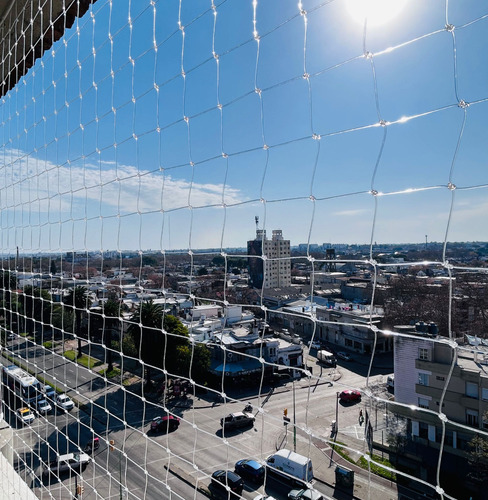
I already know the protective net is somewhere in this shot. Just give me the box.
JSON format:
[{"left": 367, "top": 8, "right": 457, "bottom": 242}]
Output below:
[{"left": 1, "top": 1, "right": 488, "bottom": 499}]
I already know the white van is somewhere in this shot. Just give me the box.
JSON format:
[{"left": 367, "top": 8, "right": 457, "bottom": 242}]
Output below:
[
  {"left": 317, "top": 350, "right": 336, "bottom": 367},
  {"left": 265, "top": 449, "right": 313, "bottom": 485}
]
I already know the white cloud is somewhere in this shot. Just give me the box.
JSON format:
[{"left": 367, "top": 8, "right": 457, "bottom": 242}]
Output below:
[
  {"left": 2, "top": 150, "right": 245, "bottom": 215},
  {"left": 333, "top": 208, "right": 369, "bottom": 217}
]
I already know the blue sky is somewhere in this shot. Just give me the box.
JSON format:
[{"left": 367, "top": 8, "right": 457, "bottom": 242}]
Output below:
[{"left": 1, "top": 0, "right": 488, "bottom": 253}]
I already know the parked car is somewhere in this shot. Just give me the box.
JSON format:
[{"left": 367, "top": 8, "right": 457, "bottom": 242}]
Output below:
[
  {"left": 253, "top": 496, "right": 278, "bottom": 500},
  {"left": 34, "top": 398, "right": 52, "bottom": 415},
  {"left": 42, "top": 452, "right": 91, "bottom": 477},
  {"left": 16, "top": 407, "right": 35, "bottom": 425},
  {"left": 288, "top": 488, "right": 324, "bottom": 500},
  {"left": 55, "top": 393, "right": 74, "bottom": 411},
  {"left": 339, "top": 390, "right": 361, "bottom": 403},
  {"left": 234, "top": 459, "right": 265, "bottom": 483},
  {"left": 336, "top": 351, "right": 352, "bottom": 361},
  {"left": 150, "top": 415, "right": 180, "bottom": 433},
  {"left": 41, "top": 384, "right": 56, "bottom": 399},
  {"left": 7, "top": 333, "right": 16, "bottom": 340},
  {"left": 387, "top": 375, "right": 394, "bottom": 389},
  {"left": 211, "top": 470, "right": 244, "bottom": 498},
  {"left": 309, "top": 341, "right": 321, "bottom": 350},
  {"left": 221, "top": 412, "right": 255, "bottom": 431}
]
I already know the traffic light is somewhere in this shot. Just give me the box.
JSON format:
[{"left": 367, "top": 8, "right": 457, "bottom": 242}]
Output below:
[
  {"left": 109, "top": 439, "right": 115, "bottom": 451},
  {"left": 283, "top": 408, "right": 290, "bottom": 425}
]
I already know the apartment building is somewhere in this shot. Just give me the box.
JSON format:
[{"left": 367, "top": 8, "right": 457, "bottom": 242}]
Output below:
[
  {"left": 391, "top": 326, "right": 488, "bottom": 497},
  {"left": 247, "top": 229, "right": 291, "bottom": 289}
]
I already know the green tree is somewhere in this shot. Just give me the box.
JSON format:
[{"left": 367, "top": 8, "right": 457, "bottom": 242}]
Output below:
[
  {"left": 0, "top": 271, "right": 18, "bottom": 331},
  {"left": 128, "top": 300, "right": 164, "bottom": 385},
  {"left": 22, "top": 286, "right": 51, "bottom": 335},
  {"left": 101, "top": 299, "right": 120, "bottom": 372},
  {"left": 128, "top": 305, "right": 191, "bottom": 385},
  {"left": 468, "top": 426, "right": 488, "bottom": 482},
  {"left": 175, "top": 343, "right": 211, "bottom": 383},
  {"left": 65, "top": 286, "right": 92, "bottom": 358}
]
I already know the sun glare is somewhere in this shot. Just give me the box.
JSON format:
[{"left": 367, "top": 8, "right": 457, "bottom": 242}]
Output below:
[{"left": 346, "top": 0, "right": 407, "bottom": 27}]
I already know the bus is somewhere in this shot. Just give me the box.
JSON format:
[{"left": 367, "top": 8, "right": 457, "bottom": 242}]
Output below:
[{"left": 2, "top": 364, "right": 41, "bottom": 405}]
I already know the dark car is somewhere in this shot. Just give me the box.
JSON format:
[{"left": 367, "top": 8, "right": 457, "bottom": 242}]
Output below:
[
  {"left": 211, "top": 470, "right": 244, "bottom": 498},
  {"left": 150, "top": 415, "right": 180, "bottom": 433},
  {"left": 339, "top": 390, "right": 361, "bottom": 403},
  {"left": 234, "top": 459, "right": 265, "bottom": 483}
]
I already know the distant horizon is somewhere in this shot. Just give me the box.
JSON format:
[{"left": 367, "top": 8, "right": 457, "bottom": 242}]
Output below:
[{"left": 2, "top": 240, "right": 487, "bottom": 260}]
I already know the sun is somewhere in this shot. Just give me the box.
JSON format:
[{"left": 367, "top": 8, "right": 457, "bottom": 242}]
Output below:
[{"left": 346, "top": 0, "right": 407, "bottom": 28}]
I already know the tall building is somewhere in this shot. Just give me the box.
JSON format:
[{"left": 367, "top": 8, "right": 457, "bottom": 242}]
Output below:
[{"left": 247, "top": 229, "right": 291, "bottom": 289}]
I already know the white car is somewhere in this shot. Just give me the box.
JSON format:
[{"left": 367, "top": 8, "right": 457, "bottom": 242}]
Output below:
[
  {"left": 253, "top": 496, "right": 278, "bottom": 500},
  {"left": 55, "top": 393, "right": 74, "bottom": 411},
  {"left": 16, "top": 407, "right": 35, "bottom": 425},
  {"left": 35, "top": 398, "right": 53, "bottom": 415},
  {"left": 42, "top": 452, "right": 91, "bottom": 477},
  {"left": 288, "top": 488, "right": 324, "bottom": 500}
]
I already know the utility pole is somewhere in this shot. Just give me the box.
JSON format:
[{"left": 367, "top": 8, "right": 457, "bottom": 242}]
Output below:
[
  {"left": 293, "top": 379, "right": 297, "bottom": 452},
  {"left": 335, "top": 391, "right": 339, "bottom": 433}
]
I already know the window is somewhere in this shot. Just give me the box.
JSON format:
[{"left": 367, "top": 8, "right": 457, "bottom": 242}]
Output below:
[
  {"left": 466, "top": 409, "right": 479, "bottom": 427},
  {"left": 418, "top": 348, "right": 429, "bottom": 361},
  {"left": 436, "top": 376, "right": 445, "bottom": 381},
  {"left": 418, "top": 397, "right": 429, "bottom": 409},
  {"left": 466, "top": 382, "right": 478, "bottom": 399},
  {"left": 419, "top": 422, "right": 429, "bottom": 438},
  {"left": 482, "top": 388, "right": 488, "bottom": 401},
  {"left": 418, "top": 373, "right": 429, "bottom": 386}
]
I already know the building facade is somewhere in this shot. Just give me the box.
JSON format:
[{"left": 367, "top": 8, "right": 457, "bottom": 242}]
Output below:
[
  {"left": 247, "top": 229, "right": 291, "bottom": 289},
  {"left": 391, "top": 327, "right": 488, "bottom": 498}
]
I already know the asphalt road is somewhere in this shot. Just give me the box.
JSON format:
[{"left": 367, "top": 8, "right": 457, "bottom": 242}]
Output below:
[{"left": 2, "top": 336, "right": 393, "bottom": 500}]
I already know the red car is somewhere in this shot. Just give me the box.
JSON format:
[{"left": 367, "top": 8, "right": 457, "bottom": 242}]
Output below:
[
  {"left": 339, "top": 390, "right": 361, "bottom": 403},
  {"left": 150, "top": 415, "right": 180, "bottom": 433}
]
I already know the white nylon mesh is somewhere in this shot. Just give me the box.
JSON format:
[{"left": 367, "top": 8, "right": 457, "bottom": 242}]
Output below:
[{"left": 0, "top": 1, "right": 487, "bottom": 500}]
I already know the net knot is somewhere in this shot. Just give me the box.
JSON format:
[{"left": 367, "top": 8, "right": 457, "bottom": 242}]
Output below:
[
  {"left": 447, "top": 182, "right": 456, "bottom": 191},
  {"left": 458, "top": 99, "right": 469, "bottom": 109},
  {"left": 445, "top": 24, "right": 454, "bottom": 32}
]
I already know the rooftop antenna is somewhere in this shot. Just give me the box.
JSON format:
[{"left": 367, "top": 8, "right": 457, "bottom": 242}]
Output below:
[{"left": 425, "top": 234, "right": 428, "bottom": 250}]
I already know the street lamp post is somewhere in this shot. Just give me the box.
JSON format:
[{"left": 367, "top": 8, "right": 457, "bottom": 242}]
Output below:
[{"left": 109, "top": 440, "right": 123, "bottom": 500}]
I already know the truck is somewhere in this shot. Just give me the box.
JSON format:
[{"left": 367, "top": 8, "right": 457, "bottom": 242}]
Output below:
[
  {"left": 317, "top": 350, "right": 336, "bottom": 367},
  {"left": 265, "top": 449, "right": 314, "bottom": 485}
]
